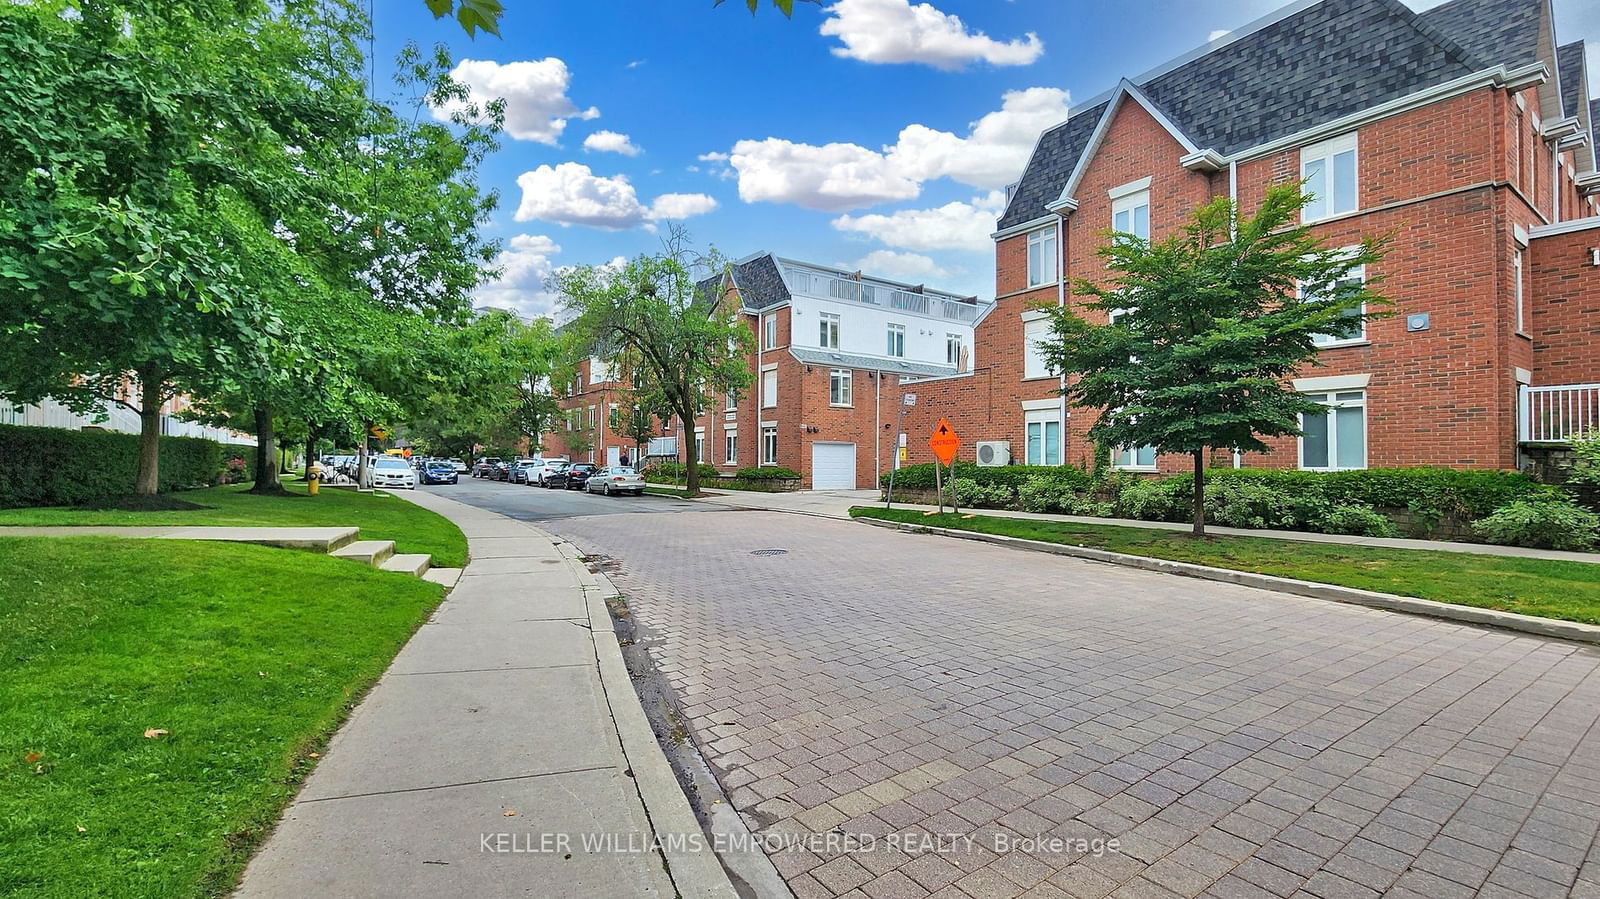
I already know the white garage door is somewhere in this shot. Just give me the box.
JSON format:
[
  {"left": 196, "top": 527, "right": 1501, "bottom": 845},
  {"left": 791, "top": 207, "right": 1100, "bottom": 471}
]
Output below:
[{"left": 810, "top": 441, "right": 857, "bottom": 490}]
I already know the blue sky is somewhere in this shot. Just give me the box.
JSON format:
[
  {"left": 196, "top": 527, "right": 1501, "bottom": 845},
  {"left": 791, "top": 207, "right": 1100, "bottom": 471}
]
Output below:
[{"left": 373, "top": 0, "right": 1599, "bottom": 318}]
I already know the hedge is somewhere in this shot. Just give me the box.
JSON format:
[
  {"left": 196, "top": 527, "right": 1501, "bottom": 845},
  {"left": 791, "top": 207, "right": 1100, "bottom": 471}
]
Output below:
[
  {"left": 0, "top": 424, "right": 252, "bottom": 507},
  {"left": 882, "top": 462, "right": 1093, "bottom": 492},
  {"left": 641, "top": 461, "right": 718, "bottom": 484},
  {"left": 734, "top": 466, "right": 801, "bottom": 480}
]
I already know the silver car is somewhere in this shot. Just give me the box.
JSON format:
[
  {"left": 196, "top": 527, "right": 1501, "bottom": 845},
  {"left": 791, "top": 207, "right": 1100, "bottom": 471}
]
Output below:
[{"left": 586, "top": 466, "right": 645, "bottom": 496}]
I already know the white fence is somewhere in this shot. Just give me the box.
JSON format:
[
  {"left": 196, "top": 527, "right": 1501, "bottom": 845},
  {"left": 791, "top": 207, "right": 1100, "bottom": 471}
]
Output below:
[
  {"left": 0, "top": 397, "right": 257, "bottom": 445},
  {"left": 782, "top": 266, "right": 981, "bottom": 323},
  {"left": 1519, "top": 383, "right": 1600, "bottom": 443}
]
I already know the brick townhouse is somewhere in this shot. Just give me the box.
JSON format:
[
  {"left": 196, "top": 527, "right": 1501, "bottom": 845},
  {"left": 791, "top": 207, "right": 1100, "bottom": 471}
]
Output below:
[
  {"left": 892, "top": 0, "right": 1600, "bottom": 477},
  {"left": 540, "top": 355, "right": 652, "bottom": 468},
  {"left": 683, "top": 253, "right": 992, "bottom": 489}
]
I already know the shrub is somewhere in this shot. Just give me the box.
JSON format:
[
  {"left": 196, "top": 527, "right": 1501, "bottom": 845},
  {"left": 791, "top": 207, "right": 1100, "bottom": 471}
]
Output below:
[
  {"left": 1472, "top": 498, "right": 1600, "bottom": 551},
  {"left": 0, "top": 424, "right": 234, "bottom": 507},
  {"left": 882, "top": 462, "right": 1091, "bottom": 493},
  {"left": 1115, "top": 476, "right": 1192, "bottom": 522},
  {"left": 1017, "top": 475, "right": 1079, "bottom": 514},
  {"left": 734, "top": 466, "right": 801, "bottom": 480},
  {"left": 1206, "top": 467, "right": 1553, "bottom": 521},
  {"left": 641, "top": 461, "right": 717, "bottom": 484},
  {"left": 1569, "top": 430, "right": 1600, "bottom": 487},
  {"left": 1203, "top": 478, "right": 1298, "bottom": 529},
  {"left": 1315, "top": 503, "right": 1398, "bottom": 537}
]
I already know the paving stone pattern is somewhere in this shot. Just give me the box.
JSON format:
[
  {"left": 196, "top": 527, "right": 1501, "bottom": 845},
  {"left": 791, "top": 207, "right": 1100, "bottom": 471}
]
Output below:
[{"left": 544, "top": 507, "right": 1600, "bottom": 899}]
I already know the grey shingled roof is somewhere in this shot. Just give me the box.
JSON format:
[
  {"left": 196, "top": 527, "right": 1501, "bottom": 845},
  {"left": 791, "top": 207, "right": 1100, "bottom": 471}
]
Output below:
[
  {"left": 997, "top": 0, "right": 1518, "bottom": 232},
  {"left": 1416, "top": 0, "right": 1543, "bottom": 69},
  {"left": 729, "top": 254, "right": 791, "bottom": 311},
  {"left": 1557, "top": 41, "right": 1585, "bottom": 118},
  {"left": 1593, "top": 98, "right": 1600, "bottom": 159},
  {"left": 788, "top": 347, "right": 957, "bottom": 378}
]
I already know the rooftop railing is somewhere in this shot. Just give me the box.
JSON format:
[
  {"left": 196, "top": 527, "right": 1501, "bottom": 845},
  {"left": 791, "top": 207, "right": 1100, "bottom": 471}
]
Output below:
[{"left": 782, "top": 265, "right": 981, "bottom": 323}]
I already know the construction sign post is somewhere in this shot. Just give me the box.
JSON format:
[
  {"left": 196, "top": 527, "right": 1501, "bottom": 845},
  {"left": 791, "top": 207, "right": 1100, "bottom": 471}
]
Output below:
[{"left": 928, "top": 418, "right": 961, "bottom": 514}]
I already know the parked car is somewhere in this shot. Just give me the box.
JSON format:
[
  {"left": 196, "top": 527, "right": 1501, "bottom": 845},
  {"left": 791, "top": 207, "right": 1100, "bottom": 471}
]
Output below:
[
  {"left": 421, "top": 461, "right": 458, "bottom": 485},
  {"left": 547, "top": 462, "right": 595, "bottom": 490},
  {"left": 538, "top": 460, "right": 570, "bottom": 486},
  {"left": 371, "top": 456, "right": 417, "bottom": 490},
  {"left": 509, "top": 459, "right": 542, "bottom": 484},
  {"left": 490, "top": 460, "right": 514, "bottom": 481},
  {"left": 586, "top": 466, "right": 645, "bottom": 496},
  {"left": 448, "top": 458, "right": 468, "bottom": 474},
  {"left": 472, "top": 457, "right": 501, "bottom": 478}
]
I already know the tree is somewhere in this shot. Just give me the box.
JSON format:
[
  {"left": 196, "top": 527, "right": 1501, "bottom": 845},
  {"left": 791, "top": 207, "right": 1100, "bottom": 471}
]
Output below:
[
  {"left": 1038, "top": 183, "right": 1388, "bottom": 536},
  {"left": 619, "top": 391, "right": 670, "bottom": 465},
  {"left": 555, "top": 232, "right": 752, "bottom": 496},
  {"left": 425, "top": 0, "right": 815, "bottom": 37}
]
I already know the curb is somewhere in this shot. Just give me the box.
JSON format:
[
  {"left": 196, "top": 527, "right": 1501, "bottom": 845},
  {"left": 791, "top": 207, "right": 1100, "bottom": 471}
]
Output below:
[
  {"left": 855, "top": 516, "right": 1600, "bottom": 647},
  {"left": 551, "top": 538, "right": 742, "bottom": 899}
]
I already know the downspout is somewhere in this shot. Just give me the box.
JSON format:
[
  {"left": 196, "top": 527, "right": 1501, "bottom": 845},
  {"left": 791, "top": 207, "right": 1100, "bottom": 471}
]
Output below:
[
  {"left": 874, "top": 369, "right": 882, "bottom": 486},
  {"left": 1230, "top": 158, "right": 1242, "bottom": 470},
  {"left": 1056, "top": 215, "right": 1067, "bottom": 465}
]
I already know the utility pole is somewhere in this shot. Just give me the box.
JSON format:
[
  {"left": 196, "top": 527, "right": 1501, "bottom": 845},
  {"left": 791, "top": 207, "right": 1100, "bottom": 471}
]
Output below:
[{"left": 884, "top": 392, "right": 916, "bottom": 508}]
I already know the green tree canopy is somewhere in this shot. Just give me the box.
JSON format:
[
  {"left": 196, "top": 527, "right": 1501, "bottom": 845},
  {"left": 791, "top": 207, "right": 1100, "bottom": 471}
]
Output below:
[{"left": 1039, "top": 183, "right": 1388, "bottom": 535}]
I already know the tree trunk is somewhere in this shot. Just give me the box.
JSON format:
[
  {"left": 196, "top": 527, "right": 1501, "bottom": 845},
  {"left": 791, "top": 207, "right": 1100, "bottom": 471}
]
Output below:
[
  {"left": 133, "top": 365, "right": 164, "bottom": 496},
  {"left": 301, "top": 428, "right": 317, "bottom": 481},
  {"left": 356, "top": 427, "right": 370, "bottom": 488},
  {"left": 1191, "top": 449, "right": 1206, "bottom": 537},
  {"left": 249, "top": 406, "right": 285, "bottom": 495},
  {"left": 682, "top": 411, "right": 700, "bottom": 496}
]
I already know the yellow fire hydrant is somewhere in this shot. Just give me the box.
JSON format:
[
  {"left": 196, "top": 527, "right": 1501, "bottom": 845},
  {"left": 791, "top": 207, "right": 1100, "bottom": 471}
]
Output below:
[{"left": 308, "top": 462, "right": 321, "bottom": 496}]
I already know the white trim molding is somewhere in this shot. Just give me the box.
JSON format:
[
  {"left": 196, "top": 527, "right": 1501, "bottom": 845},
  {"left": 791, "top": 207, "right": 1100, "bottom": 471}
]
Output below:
[
  {"left": 1108, "top": 176, "right": 1152, "bottom": 200},
  {"left": 1019, "top": 308, "right": 1052, "bottom": 322},
  {"left": 1542, "top": 117, "right": 1582, "bottom": 142},
  {"left": 1050, "top": 80, "right": 1202, "bottom": 213},
  {"left": 1513, "top": 367, "right": 1532, "bottom": 385},
  {"left": 1513, "top": 224, "right": 1530, "bottom": 247},
  {"left": 1180, "top": 149, "right": 1225, "bottom": 172},
  {"left": 1020, "top": 397, "right": 1060, "bottom": 412},
  {"left": 992, "top": 214, "right": 1057, "bottom": 241},
  {"left": 1293, "top": 373, "right": 1371, "bottom": 392},
  {"left": 1529, "top": 215, "right": 1600, "bottom": 238}
]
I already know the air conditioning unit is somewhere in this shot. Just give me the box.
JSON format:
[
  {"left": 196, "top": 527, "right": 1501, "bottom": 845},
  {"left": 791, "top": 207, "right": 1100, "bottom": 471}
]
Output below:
[{"left": 976, "top": 440, "right": 1010, "bottom": 467}]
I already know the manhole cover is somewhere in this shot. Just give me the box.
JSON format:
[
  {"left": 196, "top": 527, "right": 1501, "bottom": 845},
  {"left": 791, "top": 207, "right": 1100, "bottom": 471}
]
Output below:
[{"left": 749, "top": 548, "right": 788, "bottom": 557}]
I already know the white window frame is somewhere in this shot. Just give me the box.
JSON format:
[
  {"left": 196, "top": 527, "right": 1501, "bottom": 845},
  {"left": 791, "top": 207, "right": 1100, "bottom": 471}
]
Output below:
[
  {"left": 724, "top": 429, "right": 737, "bottom": 465},
  {"left": 763, "top": 314, "right": 778, "bottom": 350},
  {"left": 1022, "top": 313, "right": 1051, "bottom": 380},
  {"left": 1023, "top": 409, "right": 1062, "bottom": 466},
  {"left": 1300, "top": 132, "right": 1358, "bottom": 222},
  {"left": 1111, "top": 444, "right": 1158, "bottom": 472},
  {"left": 1026, "top": 225, "right": 1057, "bottom": 288},
  {"left": 1298, "top": 390, "right": 1367, "bottom": 471},
  {"left": 760, "top": 424, "right": 778, "bottom": 466},
  {"left": 1513, "top": 247, "right": 1526, "bottom": 335},
  {"left": 1111, "top": 189, "right": 1151, "bottom": 239},
  {"left": 726, "top": 390, "right": 737, "bottom": 411},
  {"left": 945, "top": 333, "right": 962, "bottom": 367},
  {"left": 1302, "top": 249, "right": 1367, "bottom": 348},
  {"left": 819, "top": 312, "right": 840, "bottom": 349},
  {"left": 761, "top": 367, "right": 778, "bottom": 408},
  {"left": 886, "top": 322, "right": 906, "bottom": 358},
  {"left": 829, "top": 369, "right": 853, "bottom": 407}
]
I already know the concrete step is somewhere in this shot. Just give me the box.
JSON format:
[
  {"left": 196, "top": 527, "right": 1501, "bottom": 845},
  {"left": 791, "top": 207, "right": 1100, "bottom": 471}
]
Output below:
[
  {"left": 380, "top": 553, "right": 432, "bottom": 577},
  {"left": 422, "top": 567, "right": 462, "bottom": 589},
  {"left": 330, "top": 540, "right": 395, "bottom": 567}
]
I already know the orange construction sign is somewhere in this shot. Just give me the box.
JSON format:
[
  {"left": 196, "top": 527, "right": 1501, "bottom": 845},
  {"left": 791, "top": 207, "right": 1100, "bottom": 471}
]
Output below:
[{"left": 929, "top": 418, "right": 960, "bottom": 465}]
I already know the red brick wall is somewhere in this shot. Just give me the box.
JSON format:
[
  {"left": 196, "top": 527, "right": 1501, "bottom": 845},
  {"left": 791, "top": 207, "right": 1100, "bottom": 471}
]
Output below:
[{"left": 1529, "top": 224, "right": 1600, "bottom": 385}]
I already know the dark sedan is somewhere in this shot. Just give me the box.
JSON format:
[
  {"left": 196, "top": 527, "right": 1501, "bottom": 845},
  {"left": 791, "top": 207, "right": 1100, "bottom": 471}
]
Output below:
[
  {"left": 545, "top": 462, "right": 596, "bottom": 490},
  {"left": 421, "top": 462, "right": 458, "bottom": 485}
]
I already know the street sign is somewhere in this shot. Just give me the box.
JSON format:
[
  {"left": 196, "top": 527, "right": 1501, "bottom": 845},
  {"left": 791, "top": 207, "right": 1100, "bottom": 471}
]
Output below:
[
  {"left": 929, "top": 418, "right": 960, "bottom": 466},
  {"left": 369, "top": 425, "right": 388, "bottom": 440},
  {"left": 903, "top": 393, "right": 917, "bottom": 407}
]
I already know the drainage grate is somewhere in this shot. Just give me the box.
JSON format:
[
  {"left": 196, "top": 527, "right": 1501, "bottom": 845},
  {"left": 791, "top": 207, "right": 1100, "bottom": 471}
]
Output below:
[{"left": 749, "top": 548, "right": 788, "bottom": 557}]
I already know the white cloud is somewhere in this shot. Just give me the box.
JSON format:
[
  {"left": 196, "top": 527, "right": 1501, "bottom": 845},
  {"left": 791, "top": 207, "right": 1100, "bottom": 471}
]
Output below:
[
  {"left": 830, "top": 192, "right": 1006, "bottom": 252},
  {"left": 583, "top": 130, "right": 641, "bottom": 156},
  {"left": 819, "top": 0, "right": 1043, "bottom": 70},
  {"left": 646, "top": 192, "right": 719, "bottom": 220},
  {"left": 433, "top": 58, "right": 599, "bottom": 145},
  {"left": 847, "top": 250, "right": 951, "bottom": 281},
  {"left": 476, "top": 234, "right": 563, "bottom": 319},
  {"left": 626, "top": 59, "right": 647, "bottom": 69},
  {"left": 725, "top": 87, "right": 1067, "bottom": 210},
  {"left": 514, "top": 163, "right": 716, "bottom": 229}
]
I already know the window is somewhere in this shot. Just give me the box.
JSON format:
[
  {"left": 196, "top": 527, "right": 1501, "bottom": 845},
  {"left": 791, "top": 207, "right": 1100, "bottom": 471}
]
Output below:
[
  {"left": 761, "top": 368, "right": 777, "bottom": 407},
  {"left": 1112, "top": 190, "right": 1150, "bottom": 239},
  {"left": 573, "top": 372, "right": 584, "bottom": 394},
  {"left": 946, "top": 333, "right": 962, "bottom": 367},
  {"left": 819, "top": 313, "right": 840, "bottom": 349},
  {"left": 1514, "top": 248, "right": 1526, "bottom": 334},
  {"left": 1026, "top": 226, "right": 1057, "bottom": 287},
  {"left": 763, "top": 314, "right": 778, "bottom": 350},
  {"left": 1303, "top": 257, "right": 1366, "bottom": 347},
  {"left": 1301, "top": 133, "right": 1357, "bottom": 221},
  {"left": 726, "top": 390, "right": 737, "bottom": 411},
  {"left": 1112, "top": 445, "right": 1157, "bottom": 470},
  {"left": 587, "top": 405, "right": 596, "bottom": 428},
  {"left": 694, "top": 429, "right": 705, "bottom": 464},
  {"left": 1023, "top": 317, "right": 1051, "bottom": 379},
  {"left": 724, "top": 431, "right": 737, "bottom": 464},
  {"left": 886, "top": 323, "right": 905, "bottom": 357},
  {"left": 761, "top": 425, "right": 778, "bottom": 465},
  {"left": 1024, "top": 410, "right": 1061, "bottom": 466},
  {"left": 1300, "top": 390, "right": 1366, "bottom": 470},
  {"left": 829, "top": 369, "right": 852, "bottom": 406},
  {"left": 608, "top": 404, "right": 619, "bottom": 430}
]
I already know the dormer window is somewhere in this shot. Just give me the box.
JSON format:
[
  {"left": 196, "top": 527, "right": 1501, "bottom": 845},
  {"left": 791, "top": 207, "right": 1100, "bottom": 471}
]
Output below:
[
  {"left": 1111, "top": 179, "right": 1150, "bottom": 239},
  {"left": 1026, "top": 226, "right": 1057, "bottom": 287},
  {"left": 1301, "top": 133, "right": 1358, "bottom": 222}
]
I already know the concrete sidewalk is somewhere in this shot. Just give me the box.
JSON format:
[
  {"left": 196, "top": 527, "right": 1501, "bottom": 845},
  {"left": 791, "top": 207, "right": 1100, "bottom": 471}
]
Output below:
[
  {"left": 236, "top": 492, "right": 735, "bottom": 899},
  {"left": 659, "top": 485, "right": 1600, "bottom": 565}
]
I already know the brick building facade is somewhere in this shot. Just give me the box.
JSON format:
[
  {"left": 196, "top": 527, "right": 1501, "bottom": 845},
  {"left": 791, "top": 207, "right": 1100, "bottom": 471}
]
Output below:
[{"left": 893, "top": 0, "right": 1600, "bottom": 477}]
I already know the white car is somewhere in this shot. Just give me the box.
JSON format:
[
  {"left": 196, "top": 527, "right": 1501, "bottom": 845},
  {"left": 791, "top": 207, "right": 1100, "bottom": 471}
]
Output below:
[
  {"left": 371, "top": 456, "right": 417, "bottom": 490},
  {"left": 586, "top": 466, "right": 645, "bottom": 496},
  {"left": 448, "top": 458, "right": 468, "bottom": 474}
]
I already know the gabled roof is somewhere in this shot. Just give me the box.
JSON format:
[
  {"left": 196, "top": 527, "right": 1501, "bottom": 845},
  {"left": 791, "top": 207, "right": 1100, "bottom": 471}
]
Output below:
[
  {"left": 1049, "top": 81, "right": 1203, "bottom": 211},
  {"left": 1557, "top": 41, "right": 1585, "bottom": 118},
  {"left": 997, "top": 0, "right": 1485, "bottom": 231},
  {"left": 1416, "top": 0, "right": 1543, "bottom": 69},
  {"left": 694, "top": 254, "right": 792, "bottom": 312}
]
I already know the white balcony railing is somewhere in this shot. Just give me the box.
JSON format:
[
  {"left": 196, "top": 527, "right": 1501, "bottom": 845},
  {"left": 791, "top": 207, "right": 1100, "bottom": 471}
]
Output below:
[
  {"left": 782, "top": 266, "right": 980, "bottom": 323},
  {"left": 1519, "top": 383, "right": 1600, "bottom": 443}
]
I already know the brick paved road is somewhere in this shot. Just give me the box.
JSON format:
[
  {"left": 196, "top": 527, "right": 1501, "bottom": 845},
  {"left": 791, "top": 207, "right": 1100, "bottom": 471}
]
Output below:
[{"left": 452, "top": 486, "right": 1600, "bottom": 899}]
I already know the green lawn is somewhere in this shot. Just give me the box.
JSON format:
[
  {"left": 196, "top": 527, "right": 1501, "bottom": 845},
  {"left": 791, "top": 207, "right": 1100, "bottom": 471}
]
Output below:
[
  {"left": 0, "top": 483, "right": 466, "bottom": 567},
  {"left": 0, "top": 536, "right": 447, "bottom": 898},
  {"left": 851, "top": 507, "right": 1600, "bottom": 625}
]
